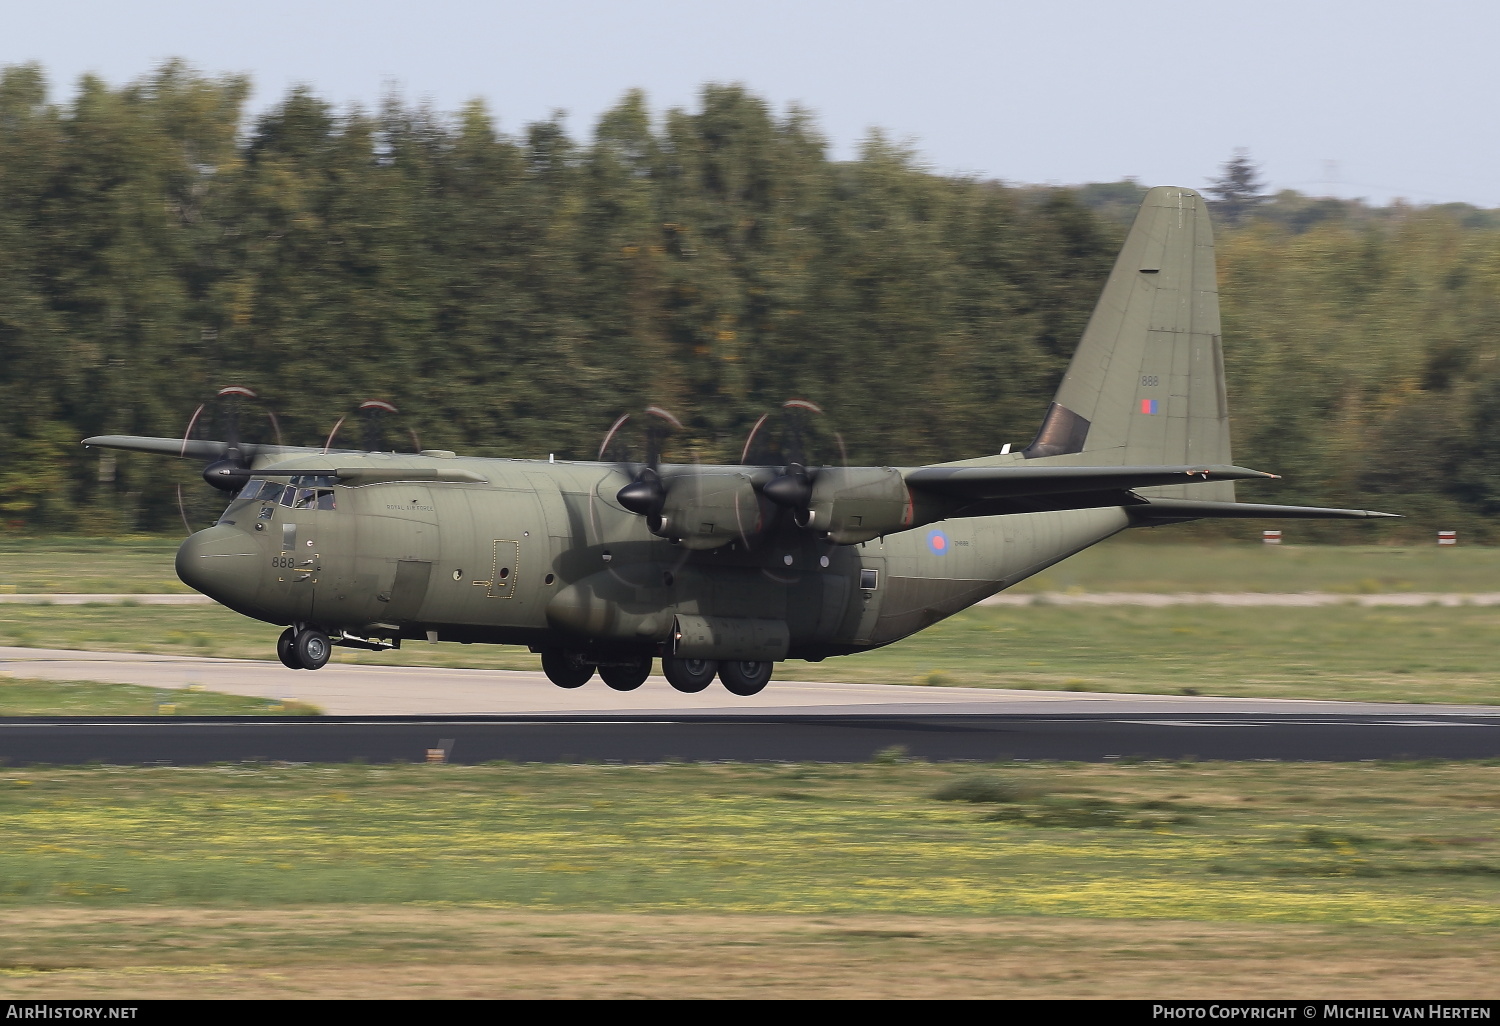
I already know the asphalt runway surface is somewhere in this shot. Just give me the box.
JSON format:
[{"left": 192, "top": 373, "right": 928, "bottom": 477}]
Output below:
[{"left": 4, "top": 646, "right": 1500, "bottom": 764}]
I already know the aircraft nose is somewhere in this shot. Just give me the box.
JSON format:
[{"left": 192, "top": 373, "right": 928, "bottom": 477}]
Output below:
[{"left": 176, "top": 524, "right": 260, "bottom": 607}]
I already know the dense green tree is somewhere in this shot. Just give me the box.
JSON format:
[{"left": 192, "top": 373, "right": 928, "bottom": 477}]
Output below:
[
  {"left": 1206, "top": 148, "right": 1266, "bottom": 225},
  {"left": 2, "top": 63, "right": 1499, "bottom": 542}
]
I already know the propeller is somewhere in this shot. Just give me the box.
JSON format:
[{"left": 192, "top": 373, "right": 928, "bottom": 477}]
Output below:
[
  {"left": 322, "top": 399, "right": 418, "bottom": 454},
  {"left": 176, "top": 386, "right": 282, "bottom": 533},
  {"left": 607, "top": 406, "right": 682, "bottom": 523},
  {"left": 743, "top": 399, "right": 844, "bottom": 523},
  {"left": 193, "top": 386, "right": 268, "bottom": 491}
]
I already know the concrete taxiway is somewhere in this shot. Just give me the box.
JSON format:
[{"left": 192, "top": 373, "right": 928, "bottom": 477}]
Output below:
[
  {"left": 2, "top": 645, "right": 1496, "bottom": 719},
  {"left": 2, "top": 646, "right": 1499, "bottom": 764}
]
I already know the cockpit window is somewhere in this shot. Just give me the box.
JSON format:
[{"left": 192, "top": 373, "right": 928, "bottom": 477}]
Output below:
[
  {"left": 240, "top": 476, "right": 337, "bottom": 509},
  {"left": 238, "top": 480, "right": 270, "bottom": 501}
]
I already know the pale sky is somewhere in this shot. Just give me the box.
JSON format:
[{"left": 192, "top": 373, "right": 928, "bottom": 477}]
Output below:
[{"left": 7, "top": 0, "right": 1499, "bottom": 206}]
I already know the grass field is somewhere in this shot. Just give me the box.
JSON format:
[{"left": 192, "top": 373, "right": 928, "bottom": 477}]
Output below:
[
  {"left": 2, "top": 537, "right": 1499, "bottom": 595},
  {"left": 0, "top": 678, "right": 321, "bottom": 716},
  {"left": 0, "top": 537, "right": 189, "bottom": 594},
  {"left": 0, "top": 759, "right": 1497, "bottom": 997},
  {"left": 4, "top": 600, "right": 1500, "bottom": 705},
  {"left": 3, "top": 539, "right": 1498, "bottom": 997}
]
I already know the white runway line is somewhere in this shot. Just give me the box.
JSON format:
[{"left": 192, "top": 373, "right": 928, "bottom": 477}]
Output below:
[{"left": 3, "top": 646, "right": 1497, "bottom": 719}]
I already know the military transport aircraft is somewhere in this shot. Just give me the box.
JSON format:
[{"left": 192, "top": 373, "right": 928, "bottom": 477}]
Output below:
[{"left": 83, "top": 187, "right": 1395, "bottom": 696}]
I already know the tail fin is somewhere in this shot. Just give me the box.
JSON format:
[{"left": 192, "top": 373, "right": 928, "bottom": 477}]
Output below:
[{"left": 1022, "top": 186, "right": 1233, "bottom": 500}]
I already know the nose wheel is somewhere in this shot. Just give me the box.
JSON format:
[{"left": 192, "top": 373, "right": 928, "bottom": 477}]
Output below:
[
  {"left": 276, "top": 628, "right": 300, "bottom": 669},
  {"left": 278, "top": 626, "right": 331, "bottom": 670}
]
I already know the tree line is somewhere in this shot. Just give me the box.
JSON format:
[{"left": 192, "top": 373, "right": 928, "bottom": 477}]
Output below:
[{"left": 1, "top": 62, "right": 1497, "bottom": 541}]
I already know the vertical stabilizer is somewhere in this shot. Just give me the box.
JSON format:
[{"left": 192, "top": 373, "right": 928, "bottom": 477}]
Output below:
[{"left": 1023, "top": 186, "right": 1233, "bottom": 500}]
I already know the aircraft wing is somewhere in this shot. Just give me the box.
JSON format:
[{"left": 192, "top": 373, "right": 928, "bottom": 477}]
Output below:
[
  {"left": 904, "top": 463, "right": 1276, "bottom": 499},
  {"left": 83, "top": 435, "right": 342, "bottom": 461}
]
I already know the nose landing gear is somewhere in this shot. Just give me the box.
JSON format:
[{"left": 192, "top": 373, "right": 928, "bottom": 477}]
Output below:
[{"left": 277, "top": 626, "right": 332, "bottom": 670}]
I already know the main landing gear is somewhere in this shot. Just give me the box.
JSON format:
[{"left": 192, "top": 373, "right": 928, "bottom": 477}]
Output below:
[
  {"left": 599, "top": 654, "right": 652, "bottom": 692},
  {"left": 718, "top": 660, "right": 773, "bottom": 696},
  {"left": 539, "top": 649, "right": 594, "bottom": 689},
  {"left": 540, "top": 651, "right": 774, "bottom": 696},
  {"left": 661, "top": 656, "right": 716, "bottom": 694},
  {"left": 277, "top": 626, "right": 331, "bottom": 670}
]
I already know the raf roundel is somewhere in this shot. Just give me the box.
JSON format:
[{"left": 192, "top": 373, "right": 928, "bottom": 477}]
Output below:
[{"left": 927, "top": 529, "right": 949, "bottom": 556}]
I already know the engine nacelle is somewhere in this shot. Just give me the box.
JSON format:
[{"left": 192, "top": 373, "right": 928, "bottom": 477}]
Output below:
[
  {"left": 801, "top": 466, "right": 912, "bottom": 544},
  {"left": 649, "top": 472, "right": 764, "bottom": 550}
]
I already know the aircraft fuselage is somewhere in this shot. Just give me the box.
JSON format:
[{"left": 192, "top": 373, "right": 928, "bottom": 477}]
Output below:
[{"left": 176, "top": 452, "right": 1129, "bottom": 662}]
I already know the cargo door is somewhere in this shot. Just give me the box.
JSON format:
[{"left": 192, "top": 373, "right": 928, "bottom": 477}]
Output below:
[
  {"left": 850, "top": 544, "right": 886, "bottom": 645},
  {"left": 383, "top": 558, "right": 434, "bottom": 621},
  {"left": 267, "top": 479, "right": 331, "bottom": 621},
  {"left": 350, "top": 485, "right": 440, "bottom": 629},
  {"left": 464, "top": 488, "right": 549, "bottom": 629}
]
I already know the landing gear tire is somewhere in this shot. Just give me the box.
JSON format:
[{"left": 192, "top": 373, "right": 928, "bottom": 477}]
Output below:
[
  {"left": 662, "top": 657, "right": 718, "bottom": 694},
  {"left": 541, "top": 649, "right": 595, "bottom": 689},
  {"left": 276, "top": 627, "right": 301, "bottom": 669},
  {"left": 600, "top": 657, "right": 652, "bottom": 692},
  {"left": 719, "top": 660, "right": 773, "bottom": 696},
  {"left": 293, "top": 628, "right": 331, "bottom": 670}
]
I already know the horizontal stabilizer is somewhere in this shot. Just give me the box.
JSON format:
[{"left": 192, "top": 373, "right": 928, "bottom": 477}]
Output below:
[
  {"left": 1127, "top": 498, "right": 1400, "bottom": 524},
  {"left": 905, "top": 464, "right": 1275, "bottom": 501}
]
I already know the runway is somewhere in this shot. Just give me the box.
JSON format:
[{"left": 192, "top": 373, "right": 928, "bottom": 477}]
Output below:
[
  {"left": 4, "top": 711, "right": 1500, "bottom": 765},
  {"left": 3, "top": 646, "right": 1499, "bottom": 764},
  {"left": 5, "top": 645, "right": 1500, "bottom": 718}
]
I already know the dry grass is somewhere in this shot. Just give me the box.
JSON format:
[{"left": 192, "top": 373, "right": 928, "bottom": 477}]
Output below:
[{"left": 0, "top": 907, "right": 1496, "bottom": 999}]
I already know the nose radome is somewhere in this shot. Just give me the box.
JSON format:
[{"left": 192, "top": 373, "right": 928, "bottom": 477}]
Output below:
[{"left": 176, "top": 524, "right": 260, "bottom": 606}]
